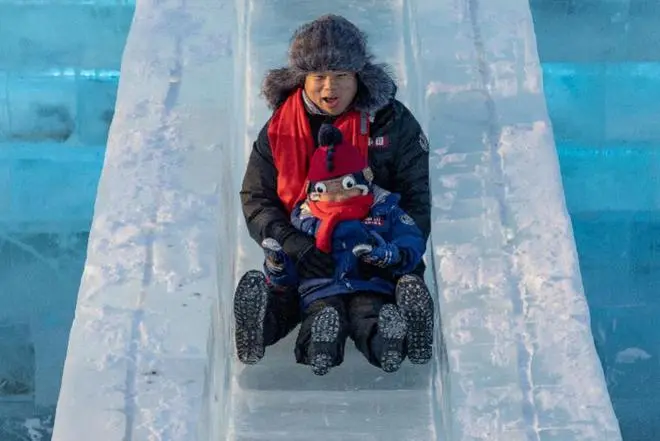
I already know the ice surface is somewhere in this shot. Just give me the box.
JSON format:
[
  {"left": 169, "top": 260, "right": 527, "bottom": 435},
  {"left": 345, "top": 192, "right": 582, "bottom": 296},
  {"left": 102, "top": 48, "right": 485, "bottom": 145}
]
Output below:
[
  {"left": 0, "top": 233, "right": 88, "bottom": 441},
  {"left": 0, "top": 2, "right": 132, "bottom": 233},
  {"left": 0, "top": 2, "right": 131, "bottom": 440},
  {"left": 230, "top": 2, "right": 439, "bottom": 440},
  {"left": 50, "top": 0, "right": 622, "bottom": 440},
  {"left": 530, "top": 0, "right": 660, "bottom": 62},
  {"left": 540, "top": 63, "right": 660, "bottom": 147},
  {"left": 418, "top": 1, "right": 621, "bottom": 438},
  {"left": 531, "top": 2, "right": 660, "bottom": 439},
  {"left": 0, "top": 4, "right": 133, "bottom": 72}
]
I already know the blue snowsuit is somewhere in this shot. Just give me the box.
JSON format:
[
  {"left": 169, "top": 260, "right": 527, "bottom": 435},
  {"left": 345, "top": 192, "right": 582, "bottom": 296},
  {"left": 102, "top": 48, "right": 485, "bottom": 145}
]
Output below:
[{"left": 266, "top": 187, "right": 426, "bottom": 309}]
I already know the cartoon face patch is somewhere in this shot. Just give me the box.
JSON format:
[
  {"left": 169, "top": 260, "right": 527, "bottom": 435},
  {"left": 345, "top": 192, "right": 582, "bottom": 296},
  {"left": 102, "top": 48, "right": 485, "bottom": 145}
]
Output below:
[{"left": 308, "top": 172, "right": 371, "bottom": 202}]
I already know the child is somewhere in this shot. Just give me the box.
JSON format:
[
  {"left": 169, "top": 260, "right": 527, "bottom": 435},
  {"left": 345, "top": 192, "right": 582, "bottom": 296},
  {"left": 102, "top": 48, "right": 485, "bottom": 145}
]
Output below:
[{"left": 235, "top": 124, "right": 434, "bottom": 376}]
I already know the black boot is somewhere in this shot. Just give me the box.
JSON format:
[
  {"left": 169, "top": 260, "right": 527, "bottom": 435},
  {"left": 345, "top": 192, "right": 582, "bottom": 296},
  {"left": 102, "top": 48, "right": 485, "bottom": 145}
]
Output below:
[
  {"left": 233, "top": 270, "right": 269, "bottom": 364},
  {"left": 376, "top": 304, "right": 407, "bottom": 373},
  {"left": 395, "top": 274, "right": 434, "bottom": 364},
  {"left": 346, "top": 292, "right": 405, "bottom": 372},
  {"left": 309, "top": 306, "right": 343, "bottom": 376}
]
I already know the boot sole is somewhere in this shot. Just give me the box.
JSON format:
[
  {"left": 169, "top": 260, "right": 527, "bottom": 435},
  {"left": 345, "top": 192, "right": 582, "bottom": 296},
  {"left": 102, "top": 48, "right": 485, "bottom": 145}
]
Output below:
[
  {"left": 310, "top": 307, "right": 341, "bottom": 376},
  {"left": 378, "top": 304, "right": 407, "bottom": 373},
  {"left": 396, "top": 275, "right": 434, "bottom": 364},
  {"left": 234, "top": 270, "right": 269, "bottom": 365}
]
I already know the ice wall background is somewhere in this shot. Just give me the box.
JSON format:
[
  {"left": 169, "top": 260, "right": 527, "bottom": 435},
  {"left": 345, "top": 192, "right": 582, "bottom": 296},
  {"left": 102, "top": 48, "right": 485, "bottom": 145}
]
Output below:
[
  {"left": 531, "top": 1, "right": 660, "bottom": 439},
  {"left": 0, "top": 3, "right": 133, "bottom": 440}
]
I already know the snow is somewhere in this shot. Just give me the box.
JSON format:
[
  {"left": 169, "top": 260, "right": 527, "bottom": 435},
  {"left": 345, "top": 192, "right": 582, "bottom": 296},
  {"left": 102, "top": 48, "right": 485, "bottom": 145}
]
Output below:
[
  {"left": 50, "top": 0, "right": 622, "bottom": 440},
  {"left": 615, "top": 348, "right": 652, "bottom": 365}
]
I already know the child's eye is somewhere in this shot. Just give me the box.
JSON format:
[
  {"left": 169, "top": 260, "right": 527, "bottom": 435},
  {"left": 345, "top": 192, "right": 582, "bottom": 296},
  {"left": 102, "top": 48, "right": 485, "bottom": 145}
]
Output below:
[
  {"left": 342, "top": 176, "right": 356, "bottom": 190},
  {"left": 314, "top": 182, "right": 327, "bottom": 193}
]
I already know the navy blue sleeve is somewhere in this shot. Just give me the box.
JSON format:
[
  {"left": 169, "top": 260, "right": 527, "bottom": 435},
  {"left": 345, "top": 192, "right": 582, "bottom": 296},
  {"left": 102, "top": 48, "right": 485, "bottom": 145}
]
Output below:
[
  {"left": 290, "top": 203, "right": 320, "bottom": 237},
  {"left": 386, "top": 205, "right": 427, "bottom": 275}
]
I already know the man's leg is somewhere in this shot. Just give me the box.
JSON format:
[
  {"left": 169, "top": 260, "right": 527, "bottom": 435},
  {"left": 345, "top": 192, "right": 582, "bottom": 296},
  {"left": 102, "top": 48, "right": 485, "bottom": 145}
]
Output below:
[
  {"left": 348, "top": 292, "right": 407, "bottom": 373},
  {"left": 395, "top": 274, "right": 434, "bottom": 364},
  {"left": 263, "top": 284, "right": 302, "bottom": 346},
  {"left": 234, "top": 270, "right": 301, "bottom": 364}
]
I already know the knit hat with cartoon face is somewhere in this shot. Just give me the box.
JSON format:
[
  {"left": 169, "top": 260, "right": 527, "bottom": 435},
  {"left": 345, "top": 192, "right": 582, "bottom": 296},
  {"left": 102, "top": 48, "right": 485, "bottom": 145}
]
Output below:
[
  {"left": 307, "top": 124, "right": 372, "bottom": 188},
  {"left": 261, "top": 14, "right": 397, "bottom": 113}
]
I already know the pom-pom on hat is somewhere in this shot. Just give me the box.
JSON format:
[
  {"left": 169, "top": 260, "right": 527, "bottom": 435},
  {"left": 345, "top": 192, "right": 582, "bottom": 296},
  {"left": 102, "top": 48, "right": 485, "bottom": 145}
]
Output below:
[{"left": 308, "top": 124, "right": 368, "bottom": 183}]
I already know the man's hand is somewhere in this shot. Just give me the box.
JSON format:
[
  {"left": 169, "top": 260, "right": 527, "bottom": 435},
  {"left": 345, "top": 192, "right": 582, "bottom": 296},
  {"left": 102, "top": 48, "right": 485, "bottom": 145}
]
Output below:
[{"left": 281, "top": 232, "right": 336, "bottom": 279}]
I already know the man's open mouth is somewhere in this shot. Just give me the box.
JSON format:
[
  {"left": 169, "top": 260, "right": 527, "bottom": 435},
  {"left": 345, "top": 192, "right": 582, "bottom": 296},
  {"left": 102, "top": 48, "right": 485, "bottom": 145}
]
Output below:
[{"left": 322, "top": 97, "right": 339, "bottom": 105}]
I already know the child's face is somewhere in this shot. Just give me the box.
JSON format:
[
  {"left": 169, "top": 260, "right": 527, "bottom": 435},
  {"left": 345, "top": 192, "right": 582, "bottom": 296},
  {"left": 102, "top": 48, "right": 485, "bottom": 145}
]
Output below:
[{"left": 309, "top": 174, "right": 369, "bottom": 202}]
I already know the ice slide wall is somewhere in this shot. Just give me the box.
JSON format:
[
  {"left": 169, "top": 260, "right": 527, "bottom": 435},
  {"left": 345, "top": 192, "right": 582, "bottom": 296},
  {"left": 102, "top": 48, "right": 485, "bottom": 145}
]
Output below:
[{"left": 52, "top": 0, "right": 621, "bottom": 440}]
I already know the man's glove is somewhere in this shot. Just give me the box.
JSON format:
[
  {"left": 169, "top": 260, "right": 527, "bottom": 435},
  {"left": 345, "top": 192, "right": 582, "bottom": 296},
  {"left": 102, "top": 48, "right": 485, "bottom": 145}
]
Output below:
[
  {"left": 262, "top": 238, "right": 288, "bottom": 275},
  {"left": 281, "top": 231, "right": 335, "bottom": 279},
  {"left": 261, "top": 238, "right": 297, "bottom": 289},
  {"left": 352, "top": 231, "right": 401, "bottom": 268}
]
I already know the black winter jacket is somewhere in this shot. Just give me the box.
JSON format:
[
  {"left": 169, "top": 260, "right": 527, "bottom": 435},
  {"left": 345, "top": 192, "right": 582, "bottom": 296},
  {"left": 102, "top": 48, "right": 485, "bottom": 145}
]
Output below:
[{"left": 240, "top": 99, "right": 431, "bottom": 277}]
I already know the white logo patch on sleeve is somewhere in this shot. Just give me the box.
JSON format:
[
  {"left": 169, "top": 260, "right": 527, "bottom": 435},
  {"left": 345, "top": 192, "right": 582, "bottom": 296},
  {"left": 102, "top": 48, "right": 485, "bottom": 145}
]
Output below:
[
  {"left": 400, "top": 213, "right": 416, "bottom": 225},
  {"left": 418, "top": 132, "right": 430, "bottom": 152}
]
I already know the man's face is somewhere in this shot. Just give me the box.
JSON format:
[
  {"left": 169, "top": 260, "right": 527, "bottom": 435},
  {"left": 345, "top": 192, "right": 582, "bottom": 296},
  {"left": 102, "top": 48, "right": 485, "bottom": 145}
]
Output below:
[{"left": 304, "top": 71, "right": 358, "bottom": 115}]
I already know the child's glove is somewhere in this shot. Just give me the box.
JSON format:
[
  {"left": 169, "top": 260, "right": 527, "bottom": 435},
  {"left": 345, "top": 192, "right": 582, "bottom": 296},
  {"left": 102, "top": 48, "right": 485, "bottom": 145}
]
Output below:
[{"left": 352, "top": 231, "right": 401, "bottom": 268}]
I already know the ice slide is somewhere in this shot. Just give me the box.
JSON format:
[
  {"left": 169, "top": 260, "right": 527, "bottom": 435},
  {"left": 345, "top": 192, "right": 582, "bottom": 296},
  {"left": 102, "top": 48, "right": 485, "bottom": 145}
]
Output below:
[{"left": 51, "top": 0, "right": 622, "bottom": 440}]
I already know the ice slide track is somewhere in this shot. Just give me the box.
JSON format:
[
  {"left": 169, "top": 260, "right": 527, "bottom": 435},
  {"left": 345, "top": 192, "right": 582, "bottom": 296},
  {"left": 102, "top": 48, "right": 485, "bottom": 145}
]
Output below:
[{"left": 226, "top": 1, "right": 447, "bottom": 441}]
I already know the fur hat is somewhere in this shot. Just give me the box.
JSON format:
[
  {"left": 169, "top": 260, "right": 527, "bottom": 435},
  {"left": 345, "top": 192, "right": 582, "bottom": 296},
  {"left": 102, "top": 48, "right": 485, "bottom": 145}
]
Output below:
[
  {"left": 262, "top": 14, "right": 397, "bottom": 113},
  {"left": 308, "top": 124, "right": 368, "bottom": 183}
]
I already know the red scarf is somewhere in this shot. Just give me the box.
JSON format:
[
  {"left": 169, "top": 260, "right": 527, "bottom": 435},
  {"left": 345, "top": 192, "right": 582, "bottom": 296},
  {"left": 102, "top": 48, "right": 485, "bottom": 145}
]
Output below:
[
  {"left": 267, "top": 88, "right": 370, "bottom": 213},
  {"left": 307, "top": 194, "right": 374, "bottom": 253}
]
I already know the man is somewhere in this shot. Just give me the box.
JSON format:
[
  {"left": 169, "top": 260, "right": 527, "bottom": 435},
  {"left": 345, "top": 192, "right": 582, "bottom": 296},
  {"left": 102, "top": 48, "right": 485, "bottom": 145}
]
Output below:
[{"left": 235, "top": 14, "right": 433, "bottom": 366}]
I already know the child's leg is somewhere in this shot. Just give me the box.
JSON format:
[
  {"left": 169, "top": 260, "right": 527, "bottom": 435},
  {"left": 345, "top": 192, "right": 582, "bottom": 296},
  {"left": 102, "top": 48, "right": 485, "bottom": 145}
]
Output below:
[
  {"left": 234, "top": 270, "right": 301, "bottom": 365},
  {"left": 347, "top": 292, "right": 407, "bottom": 373},
  {"left": 395, "top": 274, "right": 434, "bottom": 364},
  {"left": 294, "top": 296, "right": 350, "bottom": 376}
]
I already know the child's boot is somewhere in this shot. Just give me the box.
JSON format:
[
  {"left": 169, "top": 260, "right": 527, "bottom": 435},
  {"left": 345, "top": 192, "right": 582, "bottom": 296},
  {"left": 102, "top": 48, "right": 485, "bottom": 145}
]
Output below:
[
  {"left": 309, "top": 306, "right": 342, "bottom": 376},
  {"left": 395, "top": 274, "right": 434, "bottom": 364},
  {"left": 376, "top": 304, "right": 407, "bottom": 373}
]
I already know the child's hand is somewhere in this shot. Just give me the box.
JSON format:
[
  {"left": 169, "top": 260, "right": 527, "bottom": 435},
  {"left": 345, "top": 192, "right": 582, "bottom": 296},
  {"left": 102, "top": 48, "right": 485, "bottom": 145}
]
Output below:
[{"left": 352, "top": 232, "right": 401, "bottom": 268}]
